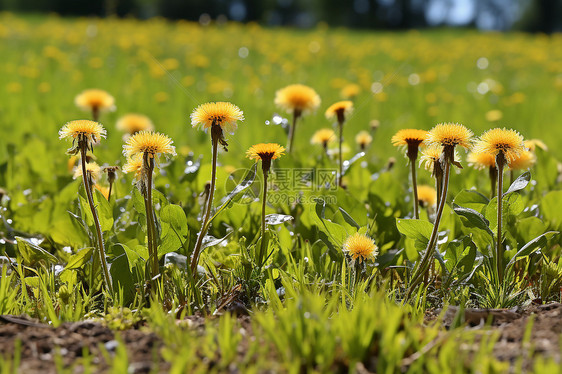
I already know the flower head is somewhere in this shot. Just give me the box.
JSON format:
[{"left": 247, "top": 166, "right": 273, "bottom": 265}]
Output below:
[
  {"left": 123, "top": 131, "right": 176, "bottom": 160},
  {"left": 420, "top": 144, "right": 459, "bottom": 174},
  {"left": 427, "top": 123, "right": 473, "bottom": 150},
  {"left": 311, "top": 128, "right": 336, "bottom": 147},
  {"left": 524, "top": 139, "right": 548, "bottom": 152},
  {"left": 116, "top": 114, "right": 154, "bottom": 135},
  {"left": 473, "top": 128, "right": 525, "bottom": 165},
  {"left": 73, "top": 162, "right": 101, "bottom": 182},
  {"left": 94, "top": 184, "right": 110, "bottom": 200},
  {"left": 190, "top": 102, "right": 244, "bottom": 134},
  {"left": 392, "top": 129, "right": 428, "bottom": 160},
  {"left": 467, "top": 151, "right": 496, "bottom": 170},
  {"left": 122, "top": 154, "right": 146, "bottom": 180},
  {"left": 246, "top": 143, "right": 285, "bottom": 173},
  {"left": 340, "top": 83, "right": 361, "bottom": 99},
  {"left": 343, "top": 232, "right": 378, "bottom": 263},
  {"left": 355, "top": 130, "right": 372, "bottom": 150},
  {"left": 74, "top": 89, "right": 115, "bottom": 113},
  {"left": 59, "top": 120, "right": 107, "bottom": 154},
  {"left": 274, "top": 84, "right": 321, "bottom": 115},
  {"left": 509, "top": 150, "right": 536, "bottom": 170},
  {"left": 417, "top": 185, "right": 437, "bottom": 208},
  {"left": 325, "top": 100, "right": 354, "bottom": 124}
]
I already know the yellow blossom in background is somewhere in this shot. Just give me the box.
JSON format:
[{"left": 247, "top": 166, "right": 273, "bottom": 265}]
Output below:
[
  {"left": 473, "top": 128, "right": 525, "bottom": 165},
  {"left": 122, "top": 154, "right": 146, "bottom": 181},
  {"left": 191, "top": 102, "right": 244, "bottom": 134},
  {"left": 274, "top": 84, "right": 321, "bottom": 115},
  {"left": 94, "top": 184, "right": 110, "bottom": 200},
  {"left": 246, "top": 143, "right": 285, "bottom": 162},
  {"left": 73, "top": 162, "right": 101, "bottom": 182},
  {"left": 340, "top": 83, "right": 361, "bottom": 99},
  {"left": 427, "top": 123, "right": 473, "bottom": 150},
  {"left": 419, "top": 144, "right": 459, "bottom": 172},
  {"left": 74, "top": 89, "right": 115, "bottom": 113},
  {"left": 116, "top": 114, "right": 154, "bottom": 134},
  {"left": 123, "top": 131, "right": 176, "bottom": 160},
  {"left": 509, "top": 150, "right": 536, "bottom": 170},
  {"left": 343, "top": 232, "right": 378, "bottom": 263},
  {"left": 467, "top": 151, "right": 496, "bottom": 170},
  {"left": 154, "top": 92, "right": 169, "bottom": 103},
  {"left": 311, "top": 128, "right": 336, "bottom": 146},
  {"left": 325, "top": 100, "right": 354, "bottom": 123},
  {"left": 355, "top": 131, "right": 372, "bottom": 149},
  {"left": 485, "top": 109, "right": 503, "bottom": 122},
  {"left": 524, "top": 139, "right": 548, "bottom": 152},
  {"left": 391, "top": 129, "right": 428, "bottom": 148},
  {"left": 417, "top": 185, "right": 437, "bottom": 207}
]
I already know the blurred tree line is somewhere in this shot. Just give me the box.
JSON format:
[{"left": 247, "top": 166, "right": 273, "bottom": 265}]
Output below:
[{"left": 0, "top": 0, "right": 560, "bottom": 33}]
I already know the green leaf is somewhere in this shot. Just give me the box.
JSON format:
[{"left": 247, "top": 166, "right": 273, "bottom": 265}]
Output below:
[
  {"left": 158, "top": 204, "right": 188, "bottom": 256},
  {"left": 540, "top": 190, "right": 562, "bottom": 231},
  {"left": 93, "top": 189, "right": 114, "bottom": 232},
  {"left": 453, "top": 190, "right": 489, "bottom": 213},
  {"left": 115, "top": 243, "right": 143, "bottom": 272},
  {"left": 443, "top": 236, "right": 476, "bottom": 275},
  {"left": 312, "top": 199, "right": 349, "bottom": 248},
  {"left": 338, "top": 207, "right": 360, "bottom": 229},
  {"left": 506, "top": 231, "right": 559, "bottom": 268},
  {"left": 485, "top": 193, "right": 524, "bottom": 231},
  {"left": 504, "top": 171, "right": 530, "bottom": 196},
  {"left": 395, "top": 219, "right": 433, "bottom": 243},
  {"left": 265, "top": 214, "right": 293, "bottom": 225},
  {"left": 16, "top": 236, "right": 57, "bottom": 265},
  {"left": 64, "top": 247, "right": 93, "bottom": 271}
]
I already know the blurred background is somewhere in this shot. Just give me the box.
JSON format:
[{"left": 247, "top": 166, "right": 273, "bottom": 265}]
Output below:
[{"left": 0, "top": 0, "right": 560, "bottom": 33}]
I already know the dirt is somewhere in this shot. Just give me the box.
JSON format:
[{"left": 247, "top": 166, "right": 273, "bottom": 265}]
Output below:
[{"left": 1, "top": 304, "right": 562, "bottom": 373}]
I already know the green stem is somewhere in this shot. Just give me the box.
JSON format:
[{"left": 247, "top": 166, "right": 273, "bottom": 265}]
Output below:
[
  {"left": 496, "top": 153, "right": 505, "bottom": 284},
  {"left": 406, "top": 154, "right": 451, "bottom": 300},
  {"left": 489, "top": 165, "right": 497, "bottom": 199},
  {"left": 259, "top": 170, "right": 269, "bottom": 268},
  {"left": 144, "top": 154, "right": 158, "bottom": 280},
  {"left": 338, "top": 120, "right": 344, "bottom": 188},
  {"left": 191, "top": 132, "right": 219, "bottom": 272},
  {"left": 107, "top": 181, "right": 113, "bottom": 202},
  {"left": 410, "top": 157, "right": 419, "bottom": 219},
  {"left": 287, "top": 110, "right": 300, "bottom": 154},
  {"left": 80, "top": 144, "right": 113, "bottom": 295}
]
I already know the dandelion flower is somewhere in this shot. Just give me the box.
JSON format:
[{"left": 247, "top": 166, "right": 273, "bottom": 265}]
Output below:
[
  {"left": 311, "top": 128, "right": 336, "bottom": 149},
  {"left": 246, "top": 143, "right": 285, "bottom": 162},
  {"left": 75, "top": 89, "right": 115, "bottom": 120},
  {"left": 524, "top": 139, "right": 548, "bottom": 152},
  {"left": 123, "top": 131, "right": 176, "bottom": 160},
  {"left": 417, "top": 185, "right": 437, "bottom": 208},
  {"left": 340, "top": 83, "right": 361, "bottom": 99},
  {"left": 94, "top": 184, "right": 110, "bottom": 200},
  {"left": 485, "top": 110, "right": 503, "bottom": 122},
  {"left": 509, "top": 150, "right": 536, "bottom": 170},
  {"left": 116, "top": 114, "right": 154, "bottom": 135},
  {"left": 426, "top": 123, "right": 473, "bottom": 150},
  {"left": 392, "top": 129, "right": 428, "bottom": 159},
  {"left": 355, "top": 131, "right": 372, "bottom": 150},
  {"left": 59, "top": 120, "right": 107, "bottom": 154},
  {"left": 325, "top": 100, "right": 354, "bottom": 124},
  {"left": 274, "top": 84, "right": 320, "bottom": 115},
  {"left": 190, "top": 102, "right": 244, "bottom": 134},
  {"left": 473, "top": 128, "right": 525, "bottom": 165},
  {"left": 467, "top": 151, "right": 496, "bottom": 170},
  {"left": 122, "top": 154, "right": 148, "bottom": 181},
  {"left": 73, "top": 162, "right": 101, "bottom": 182},
  {"left": 343, "top": 232, "right": 378, "bottom": 263}
]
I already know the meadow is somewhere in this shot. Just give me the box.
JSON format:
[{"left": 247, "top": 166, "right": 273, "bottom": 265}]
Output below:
[{"left": 1, "top": 12, "right": 562, "bottom": 372}]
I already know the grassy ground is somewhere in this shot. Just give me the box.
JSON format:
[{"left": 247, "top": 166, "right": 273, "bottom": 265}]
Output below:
[{"left": 1, "top": 13, "right": 562, "bottom": 372}]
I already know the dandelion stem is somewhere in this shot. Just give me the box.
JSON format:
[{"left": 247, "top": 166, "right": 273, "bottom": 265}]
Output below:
[
  {"left": 80, "top": 144, "right": 113, "bottom": 295},
  {"left": 144, "top": 154, "right": 158, "bottom": 280},
  {"left": 406, "top": 151, "right": 451, "bottom": 300},
  {"left": 410, "top": 157, "right": 419, "bottom": 219},
  {"left": 496, "top": 153, "right": 506, "bottom": 284},
  {"left": 287, "top": 110, "right": 300, "bottom": 154},
  {"left": 338, "top": 121, "right": 344, "bottom": 188},
  {"left": 489, "top": 165, "right": 497, "bottom": 199},
  {"left": 107, "top": 182, "right": 113, "bottom": 201},
  {"left": 191, "top": 129, "right": 219, "bottom": 273},
  {"left": 259, "top": 170, "right": 269, "bottom": 268}
]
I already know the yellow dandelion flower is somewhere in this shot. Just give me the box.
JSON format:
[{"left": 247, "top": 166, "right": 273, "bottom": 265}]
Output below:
[
  {"left": 190, "top": 102, "right": 244, "bottom": 134},
  {"left": 467, "top": 151, "right": 496, "bottom": 170},
  {"left": 473, "top": 128, "right": 525, "bottom": 165},
  {"left": 311, "top": 128, "right": 336, "bottom": 146},
  {"left": 246, "top": 143, "right": 285, "bottom": 162},
  {"left": 123, "top": 131, "right": 176, "bottom": 160},
  {"left": 74, "top": 89, "right": 115, "bottom": 113},
  {"left": 122, "top": 154, "right": 146, "bottom": 181},
  {"left": 355, "top": 130, "right": 372, "bottom": 149},
  {"left": 524, "top": 139, "right": 548, "bottom": 152},
  {"left": 391, "top": 129, "right": 428, "bottom": 148},
  {"left": 509, "top": 150, "right": 536, "bottom": 170},
  {"left": 73, "top": 162, "right": 101, "bottom": 182},
  {"left": 340, "top": 83, "right": 361, "bottom": 99},
  {"left": 274, "top": 84, "right": 321, "bottom": 115},
  {"left": 325, "top": 100, "right": 354, "bottom": 123},
  {"left": 370, "top": 120, "right": 380, "bottom": 131},
  {"left": 485, "top": 109, "right": 503, "bottom": 122},
  {"left": 116, "top": 114, "right": 154, "bottom": 134},
  {"left": 343, "top": 232, "right": 378, "bottom": 262},
  {"left": 59, "top": 120, "right": 107, "bottom": 148},
  {"left": 419, "top": 144, "right": 442, "bottom": 172},
  {"left": 426, "top": 123, "right": 473, "bottom": 150},
  {"left": 417, "top": 185, "right": 437, "bottom": 207}
]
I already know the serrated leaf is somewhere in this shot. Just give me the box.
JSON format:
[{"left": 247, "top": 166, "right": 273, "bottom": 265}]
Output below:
[{"left": 16, "top": 236, "right": 57, "bottom": 265}]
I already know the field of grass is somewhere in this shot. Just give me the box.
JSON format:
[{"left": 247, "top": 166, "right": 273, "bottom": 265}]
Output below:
[{"left": 2, "top": 13, "right": 562, "bottom": 372}]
